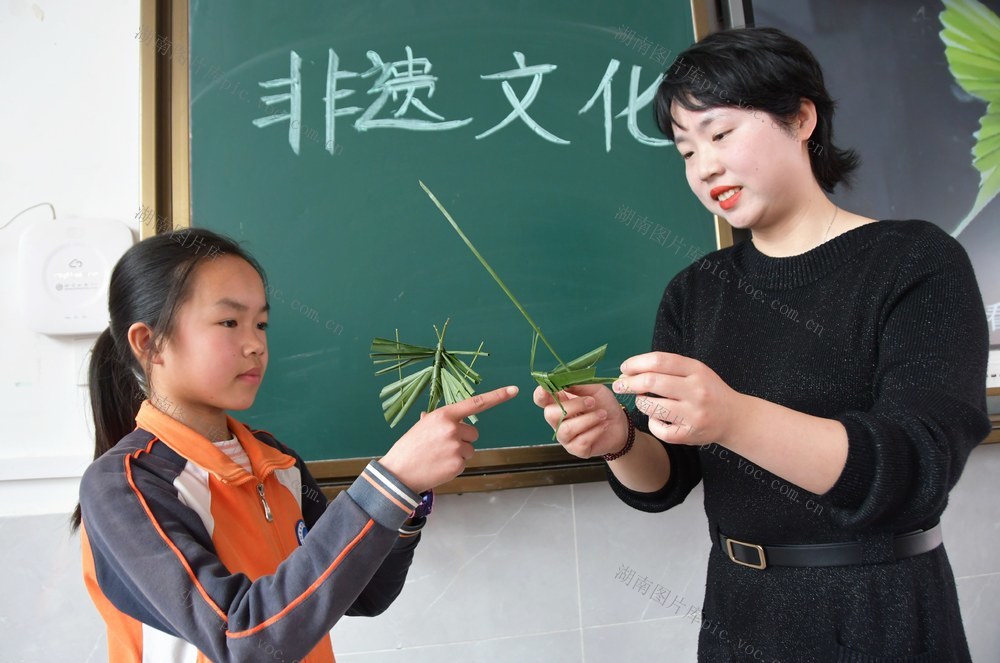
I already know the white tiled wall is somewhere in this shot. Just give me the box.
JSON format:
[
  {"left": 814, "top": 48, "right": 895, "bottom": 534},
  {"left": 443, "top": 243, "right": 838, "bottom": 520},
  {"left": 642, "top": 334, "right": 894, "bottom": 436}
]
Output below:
[
  {"left": 2, "top": 445, "right": 998, "bottom": 662},
  {"left": 211, "top": 445, "right": 1000, "bottom": 662}
]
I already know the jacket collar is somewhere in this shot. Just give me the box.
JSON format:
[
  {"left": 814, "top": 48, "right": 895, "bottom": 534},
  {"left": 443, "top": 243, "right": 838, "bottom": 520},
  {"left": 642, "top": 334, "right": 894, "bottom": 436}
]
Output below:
[{"left": 135, "top": 400, "right": 296, "bottom": 484}]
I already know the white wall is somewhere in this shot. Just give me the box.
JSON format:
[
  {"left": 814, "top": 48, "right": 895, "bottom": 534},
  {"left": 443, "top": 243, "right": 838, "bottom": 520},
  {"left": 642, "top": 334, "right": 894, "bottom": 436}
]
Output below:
[
  {"left": 0, "top": 3, "right": 997, "bottom": 662},
  {"left": 0, "top": 0, "right": 139, "bottom": 516}
]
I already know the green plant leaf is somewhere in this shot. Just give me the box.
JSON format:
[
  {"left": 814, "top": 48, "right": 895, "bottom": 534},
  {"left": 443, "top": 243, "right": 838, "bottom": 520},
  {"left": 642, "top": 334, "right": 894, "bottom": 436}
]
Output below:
[{"left": 941, "top": 0, "right": 1000, "bottom": 236}]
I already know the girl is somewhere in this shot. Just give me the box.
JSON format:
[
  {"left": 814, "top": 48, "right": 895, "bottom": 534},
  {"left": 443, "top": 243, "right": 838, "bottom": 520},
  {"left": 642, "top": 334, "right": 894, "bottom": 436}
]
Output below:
[
  {"left": 534, "top": 27, "right": 990, "bottom": 661},
  {"left": 74, "top": 228, "right": 517, "bottom": 662}
]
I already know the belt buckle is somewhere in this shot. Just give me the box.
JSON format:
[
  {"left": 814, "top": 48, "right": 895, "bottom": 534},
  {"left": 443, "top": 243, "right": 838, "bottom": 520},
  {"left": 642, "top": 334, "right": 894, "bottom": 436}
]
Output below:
[{"left": 725, "top": 537, "right": 767, "bottom": 570}]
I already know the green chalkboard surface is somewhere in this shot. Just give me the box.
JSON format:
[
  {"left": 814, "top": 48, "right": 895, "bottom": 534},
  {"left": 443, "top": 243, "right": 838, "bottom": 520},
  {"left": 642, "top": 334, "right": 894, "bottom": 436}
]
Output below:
[{"left": 188, "top": 0, "right": 715, "bottom": 462}]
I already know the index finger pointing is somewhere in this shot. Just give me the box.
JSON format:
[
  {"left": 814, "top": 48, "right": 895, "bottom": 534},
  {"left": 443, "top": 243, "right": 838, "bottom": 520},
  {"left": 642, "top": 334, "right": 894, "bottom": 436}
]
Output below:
[{"left": 444, "top": 385, "right": 519, "bottom": 419}]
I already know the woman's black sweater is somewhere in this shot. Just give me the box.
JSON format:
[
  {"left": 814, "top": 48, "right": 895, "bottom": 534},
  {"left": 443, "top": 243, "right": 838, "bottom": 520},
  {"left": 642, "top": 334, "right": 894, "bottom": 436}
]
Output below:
[{"left": 608, "top": 220, "right": 991, "bottom": 662}]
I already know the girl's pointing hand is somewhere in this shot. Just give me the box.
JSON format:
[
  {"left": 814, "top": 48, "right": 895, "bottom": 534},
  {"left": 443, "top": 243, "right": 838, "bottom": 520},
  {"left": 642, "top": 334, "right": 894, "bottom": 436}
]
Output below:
[{"left": 380, "top": 385, "right": 519, "bottom": 493}]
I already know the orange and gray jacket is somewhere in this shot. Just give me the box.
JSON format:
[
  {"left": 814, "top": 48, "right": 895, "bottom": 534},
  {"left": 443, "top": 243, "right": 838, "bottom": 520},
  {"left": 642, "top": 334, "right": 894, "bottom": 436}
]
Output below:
[{"left": 79, "top": 401, "right": 422, "bottom": 662}]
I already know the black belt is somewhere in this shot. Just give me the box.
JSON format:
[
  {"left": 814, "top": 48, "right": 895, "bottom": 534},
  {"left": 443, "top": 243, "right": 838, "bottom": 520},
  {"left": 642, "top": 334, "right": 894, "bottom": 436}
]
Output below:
[{"left": 718, "top": 523, "right": 943, "bottom": 570}]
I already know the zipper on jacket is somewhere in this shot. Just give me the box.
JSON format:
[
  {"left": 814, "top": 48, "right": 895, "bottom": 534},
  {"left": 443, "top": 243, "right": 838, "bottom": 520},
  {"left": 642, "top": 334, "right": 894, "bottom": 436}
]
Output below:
[{"left": 257, "top": 482, "right": 273, "bottom": 522}]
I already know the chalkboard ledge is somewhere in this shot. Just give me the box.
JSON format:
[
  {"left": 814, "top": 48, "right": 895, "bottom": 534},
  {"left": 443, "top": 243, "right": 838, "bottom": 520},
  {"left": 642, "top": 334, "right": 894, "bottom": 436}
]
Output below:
[
  {"left": 310, "top": 445, "right": 608, "bottom": 501},
  {"left": 312, "top": 409, "right": 1000, "bottom": 500}
]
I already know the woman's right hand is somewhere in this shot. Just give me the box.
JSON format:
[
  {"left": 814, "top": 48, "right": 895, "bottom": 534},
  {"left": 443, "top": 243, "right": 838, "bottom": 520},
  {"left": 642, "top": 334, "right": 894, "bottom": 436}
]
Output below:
[
  {"left": 533, "top": 384, "right": 629, "bottom": 459},
  {"left": 379, "top": 385, "right": 519, "bottom": 493}
]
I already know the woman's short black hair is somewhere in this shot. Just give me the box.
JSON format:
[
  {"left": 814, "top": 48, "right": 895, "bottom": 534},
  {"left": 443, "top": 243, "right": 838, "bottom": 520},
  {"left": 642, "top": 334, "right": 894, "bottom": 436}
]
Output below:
[{"left": 654, "top": 27, "right": 859, "bottom": 193}]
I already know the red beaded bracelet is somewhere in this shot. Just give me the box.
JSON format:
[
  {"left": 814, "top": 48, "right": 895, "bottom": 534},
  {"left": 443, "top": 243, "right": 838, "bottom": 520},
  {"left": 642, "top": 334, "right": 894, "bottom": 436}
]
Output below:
[{"left": 602, "top": 404, "right": 636, "bottom": 462}]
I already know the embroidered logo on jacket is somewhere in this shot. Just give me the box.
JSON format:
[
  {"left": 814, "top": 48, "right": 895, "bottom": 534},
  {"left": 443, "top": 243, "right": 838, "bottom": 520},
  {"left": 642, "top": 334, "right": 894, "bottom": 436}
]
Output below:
[{"left": 296, "top": 520, "right": 308, "bottom": 545}]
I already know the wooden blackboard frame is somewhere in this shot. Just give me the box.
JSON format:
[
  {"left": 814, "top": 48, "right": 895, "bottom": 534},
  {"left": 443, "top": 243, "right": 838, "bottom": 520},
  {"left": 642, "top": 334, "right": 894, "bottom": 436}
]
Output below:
[{"left": 138, "top": 0, "right": 739, "bottom": 497}]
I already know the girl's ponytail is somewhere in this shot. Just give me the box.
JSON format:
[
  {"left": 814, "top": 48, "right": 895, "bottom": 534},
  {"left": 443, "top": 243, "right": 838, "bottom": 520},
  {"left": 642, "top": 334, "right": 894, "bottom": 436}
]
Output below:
[
  {"left": 90, "top": 326, "right": 145, "bottom": 455},
  {"left": 71, "top": 328, "right": 144, "bottom": 530},
  {"left": 71, "top": 228, "right": 266, "bottom": 532}
]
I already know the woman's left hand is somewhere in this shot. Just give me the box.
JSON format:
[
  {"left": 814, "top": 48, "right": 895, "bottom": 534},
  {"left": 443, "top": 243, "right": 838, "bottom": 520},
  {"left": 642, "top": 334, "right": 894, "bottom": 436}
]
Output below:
[{"left": 613, "top": 352, "right": 742, "bottom": 445}]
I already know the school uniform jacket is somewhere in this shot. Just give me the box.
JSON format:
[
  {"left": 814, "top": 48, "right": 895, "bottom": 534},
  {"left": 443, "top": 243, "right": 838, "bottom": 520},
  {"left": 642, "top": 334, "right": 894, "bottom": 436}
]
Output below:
[{"left": 79, "top": 401, "right": 422, "bottom": 662}]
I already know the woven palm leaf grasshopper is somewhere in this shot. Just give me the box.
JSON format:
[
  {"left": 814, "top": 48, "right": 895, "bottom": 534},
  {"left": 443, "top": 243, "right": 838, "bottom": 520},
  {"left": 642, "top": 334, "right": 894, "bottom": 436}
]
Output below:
[
  {"left": 419, "top": 180, "right": 616, "bottom": 436},
  {"left": 529, "top": 334, "right": 615, "bottom": 434},
  {"left": 370, "top": 319, "right": 488, "bottom": 428}
]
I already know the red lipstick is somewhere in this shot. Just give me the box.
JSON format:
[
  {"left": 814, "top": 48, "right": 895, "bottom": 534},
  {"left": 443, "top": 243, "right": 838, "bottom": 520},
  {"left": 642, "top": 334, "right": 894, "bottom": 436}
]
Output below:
[{"left": 710, "top": 186, "right": 742, "bottom": 211}]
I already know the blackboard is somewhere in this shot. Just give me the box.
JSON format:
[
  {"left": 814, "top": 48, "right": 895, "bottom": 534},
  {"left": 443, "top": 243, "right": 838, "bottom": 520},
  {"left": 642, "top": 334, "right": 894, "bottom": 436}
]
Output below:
[{"left": 183, "top": 0, "right": 717, "bottom": 462}]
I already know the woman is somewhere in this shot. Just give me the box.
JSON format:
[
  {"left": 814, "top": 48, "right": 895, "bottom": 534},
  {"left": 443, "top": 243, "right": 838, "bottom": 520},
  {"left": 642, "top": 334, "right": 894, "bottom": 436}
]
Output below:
[{"left": 534, "top": 27, "right": 990, "bottom": 661}]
